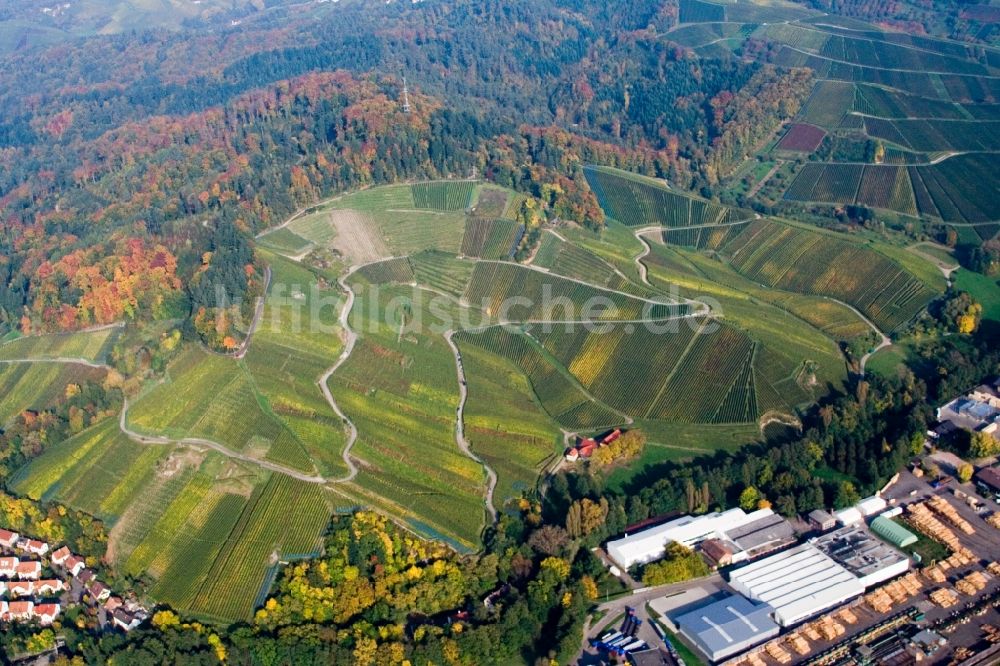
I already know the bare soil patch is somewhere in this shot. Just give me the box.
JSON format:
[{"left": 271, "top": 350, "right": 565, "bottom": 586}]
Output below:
[{"left": 330, "top": 209, "right": 390, "bottom": 264}]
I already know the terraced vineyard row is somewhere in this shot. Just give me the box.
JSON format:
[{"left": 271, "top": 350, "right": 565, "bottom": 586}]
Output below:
[
  {"left": 584, "top": 165, "right": 751, "bottom": 228},
  {"left": 465, "top": 261, "right": 679, "bottom": 321},
  {"left": 411, "top": 181, "right": 476, "bottom": 210},
  {"left": 0, "top": 327, "right": 121, "bottom": 364},
  {"left": 455, "top": 326, "right": 622, "bottom": 429},
  {"left": 0, "top": 362, "right": 106, "bottom": 426},
  {"left": 723, "top": 220, "right": 937, "bottom": 331},
  {"left": 461, "top": 218, "right": 523, "bottom": 259},
  {"left": 662, "top": 222, "right": 751, "bottom": 250},
  {"left": 646, "top": 325, "right": 756, "bottom": 422},
  {"left": 186, "top": 474, "right": 329, "bottom": 621},
  {"left": 355, "top": 257, "right": 415, "bottom": 284},
  {"left": 532, "top": 319, "right": 704, "bottom": 417},
  {"left": 532, "top": 233, "right": 640, "bottom": 293}
]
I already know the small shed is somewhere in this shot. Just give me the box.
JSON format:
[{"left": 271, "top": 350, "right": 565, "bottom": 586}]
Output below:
[
  {"left": 808, "top": 509, "right": 836, "bottom": 531},
  {"left": 869, "top": 516, "right": 918, "bottom": 549}
]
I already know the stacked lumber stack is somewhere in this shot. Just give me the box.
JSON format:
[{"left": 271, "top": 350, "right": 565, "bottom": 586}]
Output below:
[
  {"left": 956, "top": 570, "right": 988, "bottom": 594},
  {"left": 899, "top": 572, "right": 923, "bottom": 595},
  {"left": 837, "top": 607, "right": 858, "bottom": 625},
  {"left": 803, "top": 623, "right": 822, "bottom": 641},
  {"left": 907, "top": 503, "right": 973, "bottom": 557},
  {"left": 766, "top": 641, "right": 792, "bottom": 664},
  {"left": 817, "top": 616, "right": 846, "bottom": 641},
  {"left": 786, "top": 633, "right": 811, "bottom": 656},
  {"left": 930, "top": 588, "right": 959, "bottom": 608},
  {"left": 884, "top": 578, "right": 909, "bottom": 604},
  {"left": 865, "top": 588, "right": 893, "bottom": 613},
  {"left": 923, "top": 566, "right": 946, "bottom": 583},
  {"left": 987, "top": 513, "right": 1000, "bottom": 529},
  {"left": 745, "top": 652, "right": 767, "bottom": 666},
  {"left": 987, "top": 562, "right": 1000, "bottom": 576},
  {"left": 928, "top": 496, "right": 974, "bottom": 535}
]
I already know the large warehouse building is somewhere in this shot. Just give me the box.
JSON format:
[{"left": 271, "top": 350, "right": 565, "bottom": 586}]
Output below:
[
  {"left": 727, "top": 543, "right": 865, "bottom": 627},
  {"left": 675, "top": 594, "right": 780, "bottom": 662},
  {"left": 606, "top": 508, "right": 792, "bottom": 569}
]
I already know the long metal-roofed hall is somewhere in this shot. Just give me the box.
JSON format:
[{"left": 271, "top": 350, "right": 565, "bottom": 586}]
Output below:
[
  {"left": 674, "top": 593, "right": 780, "bottom": 662},
  {"left": 727, "top": 543, "right": 864, "bottom": 627}
]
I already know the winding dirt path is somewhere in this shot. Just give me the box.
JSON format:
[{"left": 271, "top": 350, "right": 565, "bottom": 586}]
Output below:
[
  {"left": 444, "top": 330, "right": 498, "bottom": 522},
  {"left": 234, "top": 265, "right": 271, "bottom": 360},
  {"left": 317, "top": 263, "right": 367, "bottom": 483},
  {"left": 825, "top": 297, "right": 891, "bottom": 375}
]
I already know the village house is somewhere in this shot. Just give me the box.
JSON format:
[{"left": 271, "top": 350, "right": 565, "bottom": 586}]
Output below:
[
  {"left": 18, "top": 538, "right": 49, "bottom": 556},
  {"left": 16, "top": 561, "right": 41, "bottom": 580},
  {"left": 88, "top": 581, "right": 112, "bottom": 603},
  {"left": 34, "top": 603, "right": 60, "bottom": 625},
  {"left": 104, "top": 597, "right": 123, "bottom": 613},
  {"left": 65, "top": 556, "right": 86, "bottom": 577},
  {"left": 112, "top": 609, "right": 142, "bottom": 632},
  {"left": 2, "top": 601, "right": 34, "bottom": 621},
  {"left": 0, "top": 529, "right": 19, "bottom": 549},
  {"left": 36, "top": 579, "right": 64, "bottom": 595},
  {"left": 0, "top": 556, "right": 18, "bottom": 577},
  {"left": 78, "top": 569, "right": 95, "bottom": 585},
  {"left": 7, "top": 581, "right": 34, "bottom": 597},
  {"left": 50, "top": 546, "right": 71, "bottom": 566}
]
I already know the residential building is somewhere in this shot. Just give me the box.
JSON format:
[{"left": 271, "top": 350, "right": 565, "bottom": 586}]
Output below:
[
  {"left": 34, "top": 603, "right": 60, "bottom": 625},
  {"left": 18, "top": 539, "right": 49, "bottom": 556},
  {"left": 0, "top": 529, "right": 19, "bottom": 549},
  {"left": 65, "top": 556, "right": 86, "bottom": 577},
  {"left": 35, "top": 579, "right": 64, "bottom": 595},
  {"left": 50, "top": 546, "right": 71, "bottom": 566},
  {"left": 0, "top": 556, "right": 18, "bottom": 577},
  {"left": 16, "top": 560, "right": 41, "bottom": 580}
]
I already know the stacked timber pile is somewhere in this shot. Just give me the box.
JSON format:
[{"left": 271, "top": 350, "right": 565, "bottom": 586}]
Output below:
[
  {"left": 766, "top": 641, "right": 792, "bottom": 664},
  {"left": 930, "top": 588, "right": 959, "bottom": 608},
  {"left": 884, "top": 578, "right": 910, "bottom": 604},
  {"left": 745, "top": 653, "right": 767, "bottom": 666},
  {"left": 816, "top": 616, "right": 846, "bottom": 641},
  {"left": 923, "top": 566, "right": 946, "bottom": 583},
  {"left": 955, "top": 571, "right": 988, "bottom": 595},
  {"left": 988, "top": 513, "right": 1000, "bottom": 529},
  {"left": 786, "top": 633, "right": 811, "bottom": 656},
  {"left": 987, "top": 562, "right": 1000, "bottom": 576},
  {"left": 837, "top": 607, "right": 858, "bottom": 625},
  {"left": 899, "top": 572, "right": 923, "bottom": 596},
  {"left": 983, "top": 625, "right": 1000, "bottom": 644},
  {"left": 927, "top": 496, "right": 974, "bottom": 535},
  {"left": 803, "top": 623, "right": 822, "bottom": 641},
  {"left": 907, "top": 503, "right": 975, "bottom": 559},
  {"left": 866, "top": 588, "right": 893, "bottom": 613}
]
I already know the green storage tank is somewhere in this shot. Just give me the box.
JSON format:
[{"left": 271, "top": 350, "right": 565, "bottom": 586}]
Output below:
[{"left": 870, "top": 515, "right": 918, "bottom": 549}]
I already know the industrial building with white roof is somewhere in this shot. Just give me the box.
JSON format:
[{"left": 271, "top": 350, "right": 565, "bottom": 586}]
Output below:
[
  {"left": 605, "top": 508, "right": 792, "bottom": 569},
  {"left": 675, "top": 594, "right": 780, "bottom": 662},
  {"left": 727, "top": 543, "right": 865, "bottom": 627}
]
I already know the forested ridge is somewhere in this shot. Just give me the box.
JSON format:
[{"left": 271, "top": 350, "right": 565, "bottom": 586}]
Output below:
[{"left": 0, "top": 0, "right": 812, "bottom": 339}]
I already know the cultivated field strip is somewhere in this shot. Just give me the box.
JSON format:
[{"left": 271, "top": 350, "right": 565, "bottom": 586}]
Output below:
[
  {"left": 464, "top": 261, "right": 683, "bottom": 322},
  {"left": 722, "top": 220, "right": 937, "bottom": 331},
  {"left": 584, "top": 165, "right": 751, "bottom": 228}
]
